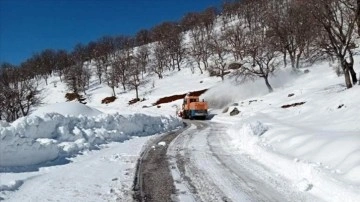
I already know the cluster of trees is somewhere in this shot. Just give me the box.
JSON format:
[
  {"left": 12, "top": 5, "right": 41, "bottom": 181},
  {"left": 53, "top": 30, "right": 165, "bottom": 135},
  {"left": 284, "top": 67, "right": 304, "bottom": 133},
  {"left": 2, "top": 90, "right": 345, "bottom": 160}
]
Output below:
[
  {"left": 221, "top": 0, "right": 359, "bottom": 91},
  {"left": 1, "top": 0, "right": 359, "bottom": 122}
]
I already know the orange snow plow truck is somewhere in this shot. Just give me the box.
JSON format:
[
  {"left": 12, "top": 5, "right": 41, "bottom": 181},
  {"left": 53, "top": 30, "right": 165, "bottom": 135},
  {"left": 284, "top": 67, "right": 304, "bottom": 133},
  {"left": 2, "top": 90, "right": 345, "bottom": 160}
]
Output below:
[{"left": 180, "top": 94, "right": 208, "bottom": 120}]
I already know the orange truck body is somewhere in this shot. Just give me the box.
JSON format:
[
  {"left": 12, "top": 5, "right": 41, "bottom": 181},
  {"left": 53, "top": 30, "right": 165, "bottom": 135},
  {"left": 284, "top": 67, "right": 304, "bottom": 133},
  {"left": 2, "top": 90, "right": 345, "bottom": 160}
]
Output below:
[{"left": 181, "top": 95, "right": 208, "bottom": 119}]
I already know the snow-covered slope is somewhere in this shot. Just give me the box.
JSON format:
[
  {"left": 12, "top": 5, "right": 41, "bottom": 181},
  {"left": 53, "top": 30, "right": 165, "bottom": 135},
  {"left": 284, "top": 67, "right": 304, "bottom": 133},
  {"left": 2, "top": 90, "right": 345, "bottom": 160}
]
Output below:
[
  {"left": 210, "top": 62, "right": 360, "bottom": 201},
  {"left": 1, "top": 40, "right": 360, "bottom": 201}
]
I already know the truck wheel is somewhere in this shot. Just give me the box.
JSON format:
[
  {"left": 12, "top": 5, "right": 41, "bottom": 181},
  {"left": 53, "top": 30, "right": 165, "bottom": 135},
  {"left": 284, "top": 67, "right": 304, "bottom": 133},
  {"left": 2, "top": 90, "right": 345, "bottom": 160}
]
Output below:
[
  {"left": 182, "top": 111, "right": 188, "bottom": 119},
  {"left": 189, "top": 113, "right": 193, "bottom": 120}
]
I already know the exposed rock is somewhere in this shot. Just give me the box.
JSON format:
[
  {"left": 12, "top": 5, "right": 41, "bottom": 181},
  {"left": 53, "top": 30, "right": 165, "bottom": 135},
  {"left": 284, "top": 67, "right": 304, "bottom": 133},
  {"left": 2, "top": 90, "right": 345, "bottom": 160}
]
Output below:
[
  {"left": 230, "top": 107, "right": 240, "bottom": 116},
  {"left": 249, "top": 100, "right": 257, "bottom": 104},
  {"left": 281, "top": 102, "right": 306, "bottom": 108},
  {"left": 128, "top": 98, "right": 140, "bottom": 105},
  {"left": 338, "top": 104, "right": 344, "bottom": 109}
]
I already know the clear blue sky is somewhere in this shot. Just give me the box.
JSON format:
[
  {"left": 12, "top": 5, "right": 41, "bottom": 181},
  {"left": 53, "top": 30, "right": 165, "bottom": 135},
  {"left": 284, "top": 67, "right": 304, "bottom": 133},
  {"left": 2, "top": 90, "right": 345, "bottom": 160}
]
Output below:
[{"left": 0, "top": 0, "right": 222, "bottom": 65}]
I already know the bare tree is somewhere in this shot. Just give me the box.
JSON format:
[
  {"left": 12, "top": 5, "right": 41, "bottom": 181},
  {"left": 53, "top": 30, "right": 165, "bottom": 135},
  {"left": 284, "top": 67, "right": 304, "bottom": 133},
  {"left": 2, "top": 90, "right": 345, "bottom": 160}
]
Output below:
[
  {"left": 200, "top": 7, "right": 217, "bottom": 37},
  {"left": 64, "top": 54, "right": 91, "bottom": 95},
  {"left": 308, "top": 0, "right": 358, "bottom": 88},
  {"left": 135, "top": 45, "right": 150, "bottom": 77},
  {"left": 135, "top": 29, "right": 152, "bottom": 46},
  {"left": 189, "top": 27, "right": 210, "bottom": 74},
  {"left": 0, "top": 65, "right": 42, "bottom": 121},
  {"left": 266, "top": 0, "right": 317, "bottom": 70},
  {"left": 235, "top": 0, "right": 279, "bottom": 93},
  {"left": 165, "top": 26, "right": 186, "bottom": 71},
  {"left": 224, "top": 20, "right": 246, "bottom": 61},
  {"left": 128, "top": 55, "right": 149, "bottom": 100},
  {"left": 236, "top": 41, "right": 279, "bottom": 92},
  {"left": 106, "top": 65, "right": 119, "bottom": 97},
  {"left": 151, "top": 42, "right": 168, "bottom": 79},
  {"left": 357, "top": 0, "right": 360, "bottom": 36},
  {"left": 55, "top": 50, "right": 72, "bottom": 82},
  {"left": 151, "top": 21, "right": 176, "bottom": 42},
  {"left": 150, "top": 21, "right": 185, "bottom": 72},
  {"left": 112, "top": 51, "right": 128, "bottom": 91},
  {"left": 92, "top": 36, "right": 115, "bottom": 84},
  {"left": 208, "top": 33, "right": 229, "bottom": 81},
  {"left": 180, "top": 12, "right": 201, "bottom": 31}
]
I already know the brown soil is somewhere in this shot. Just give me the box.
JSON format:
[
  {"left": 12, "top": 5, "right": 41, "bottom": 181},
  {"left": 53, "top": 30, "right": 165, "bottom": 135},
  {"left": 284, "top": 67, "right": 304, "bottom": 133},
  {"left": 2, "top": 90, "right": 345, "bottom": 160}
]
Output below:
[
  {"left": 153, "top": 89, "right": 207, "bottom": 106},
  {"left": 101, "top": 96, "right": 116, "bottom": 104}
]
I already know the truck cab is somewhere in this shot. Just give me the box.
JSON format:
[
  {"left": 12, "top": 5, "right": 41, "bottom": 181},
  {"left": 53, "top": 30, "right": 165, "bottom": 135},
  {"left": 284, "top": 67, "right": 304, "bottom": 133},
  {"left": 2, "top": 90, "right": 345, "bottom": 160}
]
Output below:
[{"left": 182, "top": 95, "right": 208, "bottom": 120}]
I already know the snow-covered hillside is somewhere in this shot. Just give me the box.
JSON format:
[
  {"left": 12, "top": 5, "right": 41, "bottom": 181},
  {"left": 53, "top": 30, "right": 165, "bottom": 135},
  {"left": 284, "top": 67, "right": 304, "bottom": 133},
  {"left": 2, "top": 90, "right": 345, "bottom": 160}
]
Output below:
[
  {"left": 210, "top": 62, "right": 360, "bottom": 201},
  {"left": 1, "top": 55, "right": 359, "bottom": 201},
  {"left": 1, "top": 31, "right": 360, "bottom": 202}
]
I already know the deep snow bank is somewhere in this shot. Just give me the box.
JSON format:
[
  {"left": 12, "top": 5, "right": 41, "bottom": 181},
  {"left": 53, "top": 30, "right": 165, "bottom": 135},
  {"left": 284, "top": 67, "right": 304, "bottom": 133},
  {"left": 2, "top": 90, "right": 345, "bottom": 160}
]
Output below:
[
  {"left": 226, "top": 119, "right": 360, "bottom": 201},
  {"left": 211, "top": 62, "right": 360, "bottom": 201},
  {"left": 0, "top": 113, "right": 181, "bottom": 167}
]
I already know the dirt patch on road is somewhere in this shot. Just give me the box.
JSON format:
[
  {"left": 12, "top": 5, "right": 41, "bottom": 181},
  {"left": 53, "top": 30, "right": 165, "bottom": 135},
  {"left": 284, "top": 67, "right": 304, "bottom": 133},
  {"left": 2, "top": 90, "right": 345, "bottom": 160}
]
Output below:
[{"left": 134, "top": 132, "right": 179, "bottom": 202}]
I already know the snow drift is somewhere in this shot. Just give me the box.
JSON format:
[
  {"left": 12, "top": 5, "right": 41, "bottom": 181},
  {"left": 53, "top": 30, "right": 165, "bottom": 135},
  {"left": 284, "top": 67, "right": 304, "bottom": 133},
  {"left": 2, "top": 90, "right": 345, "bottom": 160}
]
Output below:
[{"left": 0, "top": 112, "right": 181, "bottom": 167}]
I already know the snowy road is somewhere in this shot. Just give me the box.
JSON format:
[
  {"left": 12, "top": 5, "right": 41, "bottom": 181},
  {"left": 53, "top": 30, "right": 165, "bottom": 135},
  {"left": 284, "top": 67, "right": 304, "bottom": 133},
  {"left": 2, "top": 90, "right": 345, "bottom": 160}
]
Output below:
[{"left": 168, "top": 120, "right": 319, "bottom": 202}]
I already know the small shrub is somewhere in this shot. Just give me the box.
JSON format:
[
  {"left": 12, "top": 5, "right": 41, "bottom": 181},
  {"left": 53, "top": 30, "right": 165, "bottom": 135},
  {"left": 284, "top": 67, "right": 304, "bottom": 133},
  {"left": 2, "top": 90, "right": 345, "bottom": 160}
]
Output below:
[
  {"left": 65, "top": 92, "right": 86, "bottom": 104},
  {"left": 65, "top": 92, "right": 81, "bottom": 101}
]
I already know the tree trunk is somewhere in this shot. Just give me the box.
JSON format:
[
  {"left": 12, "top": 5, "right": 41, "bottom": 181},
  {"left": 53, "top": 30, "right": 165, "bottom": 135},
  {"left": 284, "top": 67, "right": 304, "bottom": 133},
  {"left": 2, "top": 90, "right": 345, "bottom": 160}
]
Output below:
[
  {"left": 98, "top": 75, "right": 102, "bottom": 84},
  {"left": 290, "top": 54, "right": 296, "bottom": 69},
  {"left": 342, "top": 64, "right": 353, "bottom": 88},
  {"left": 197, "top": 61, "right": 203, "bottom": 74},
  {"left": 122, "top": 82, "right": 126, "bottom": 91},
  {"left": 135, "top": 86, "right": 139, "bottom": 100},
  {"left": 296, "top": 50, "right": 303, "bottom": 69},
  {"left": 346, "top": 49, "right": 357, "bottom": 84},
  {"left": 283, "top": 50, "right": 287, "bottom": 67},
  {"left": 112, "top": 86, "right": 116, "bottom": 97},
  {"left": 264, "top": 76, "right": 273, "bottom": 93},
  {"left": 177, "top": 59, "right": 181, "bottom": 71},
  {"left": 357, "top": 16, "right": 360, "bottom": 37},
  {"left": 202, "top": 60, "right": 208, "bottom": 70},
  {"left": 348, "top": 65, "right": 358, "bottom": 84},
  {"left": 357, "top": 0, "right": 360, "bottom": 36},
  {"left": 221, "top": 69, "right": 225, "bottom": 81}
]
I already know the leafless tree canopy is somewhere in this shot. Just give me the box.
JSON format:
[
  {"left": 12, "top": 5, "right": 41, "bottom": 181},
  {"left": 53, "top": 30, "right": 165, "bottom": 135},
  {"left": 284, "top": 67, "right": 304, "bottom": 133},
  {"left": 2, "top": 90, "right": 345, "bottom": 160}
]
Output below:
[{"left": 0, "top": 64, "right": 42, "bottom": 122}]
